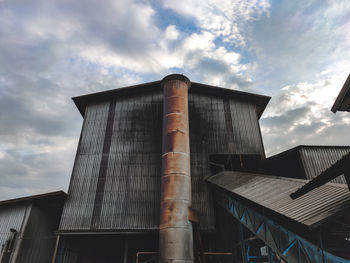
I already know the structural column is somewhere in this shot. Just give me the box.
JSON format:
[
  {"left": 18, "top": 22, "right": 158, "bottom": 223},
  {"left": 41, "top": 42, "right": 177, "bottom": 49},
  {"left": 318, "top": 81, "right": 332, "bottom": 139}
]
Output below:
[{"left": 159, "top": 74, "right": 193, "bottom": 263}]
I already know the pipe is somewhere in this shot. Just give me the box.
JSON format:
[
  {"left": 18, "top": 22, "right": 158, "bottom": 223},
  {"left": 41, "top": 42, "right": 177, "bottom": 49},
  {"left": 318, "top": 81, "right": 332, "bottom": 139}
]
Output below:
[{"left": 159, "top": 74, "right": 193, "bottom": 263}]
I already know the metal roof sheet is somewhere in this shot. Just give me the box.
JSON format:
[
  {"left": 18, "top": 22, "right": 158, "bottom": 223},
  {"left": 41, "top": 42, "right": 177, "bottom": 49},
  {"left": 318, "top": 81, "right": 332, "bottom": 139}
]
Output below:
[
  {"left": 207, "top": 171, "right": 350, "bottom": 228},
  {"left": 291, "top": 152, "right": 350, "bottom": 199},
  {"left": 262, "top": 145, "right": 350, "bottom": 184},
  {"left": 299, "top": 146, "right": 350, "bottom": 184}
]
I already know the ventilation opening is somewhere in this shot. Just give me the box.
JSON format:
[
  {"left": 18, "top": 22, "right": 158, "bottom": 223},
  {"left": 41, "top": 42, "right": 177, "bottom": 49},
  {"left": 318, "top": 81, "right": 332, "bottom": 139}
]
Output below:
[{"left": 209, "top": 154, "right": 262, "bottom": 174}]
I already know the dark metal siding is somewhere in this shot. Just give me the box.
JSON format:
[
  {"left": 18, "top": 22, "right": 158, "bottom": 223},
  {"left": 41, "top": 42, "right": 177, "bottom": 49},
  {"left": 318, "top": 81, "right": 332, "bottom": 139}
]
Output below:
[
  {"left": 0, "top": 204, "right": 27, "bottom": 249},
  {"left": 60, "top": 91, "right": 163, "bottom": 231},
  {"left": 189, "top": 92, "right": 265, "bottom": 229},
  {"left": 299, "top": 147, "right": 350, "bottom": 184},
  {"left": 60, "top": 89, "right": 265, "bottom": 231},
  {"left": 16, "top": 205, "right": 59, "bottom": 263}
]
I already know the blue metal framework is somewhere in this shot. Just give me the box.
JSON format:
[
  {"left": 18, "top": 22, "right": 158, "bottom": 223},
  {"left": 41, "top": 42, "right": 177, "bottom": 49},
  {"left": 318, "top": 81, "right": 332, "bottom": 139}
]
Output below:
[{"left": 215, "top": 192, "right": 350, "bottom": 263}]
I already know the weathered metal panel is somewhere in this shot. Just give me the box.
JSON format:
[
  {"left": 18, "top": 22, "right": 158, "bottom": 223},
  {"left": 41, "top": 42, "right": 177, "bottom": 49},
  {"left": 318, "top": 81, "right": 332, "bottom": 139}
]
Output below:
[
  {"left": 299, "top": 146, "right": 350, "bottom": 184},
  {"left": 188, "top": 91, "right": 264, "bottom": 156},
  {"left": 60, "top": 87, "right": 265, "bottom": 232},
  {"left": 60, "top": 91, "right": 163, "bottom": 231},
  {"left": 188, "top": 91, "right": 265, "bottom": 229},
  {"left": 207, "top": 171, "right": 350, "bottom": 227},
  {"left": 0, "top": 204, "right": 27, "bottom": 250},
  {"left": 59, "top": 101, "right": 109, "bottom": 230},
  {"left": 16, "top": 205, "right": 59, "bottom": 263}
]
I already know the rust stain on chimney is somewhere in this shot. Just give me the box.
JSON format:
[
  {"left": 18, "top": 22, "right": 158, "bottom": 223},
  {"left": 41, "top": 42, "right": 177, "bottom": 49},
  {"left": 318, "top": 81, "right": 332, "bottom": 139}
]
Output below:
[{"left": 159, "top": 74, "right": 193, "bottom": 263}]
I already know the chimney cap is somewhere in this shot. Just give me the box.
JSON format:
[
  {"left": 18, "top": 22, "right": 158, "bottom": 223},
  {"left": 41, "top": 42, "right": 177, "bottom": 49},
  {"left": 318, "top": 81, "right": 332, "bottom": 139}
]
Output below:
[{"left": 161, "top": 74, "right": 191, "bottom": 89}]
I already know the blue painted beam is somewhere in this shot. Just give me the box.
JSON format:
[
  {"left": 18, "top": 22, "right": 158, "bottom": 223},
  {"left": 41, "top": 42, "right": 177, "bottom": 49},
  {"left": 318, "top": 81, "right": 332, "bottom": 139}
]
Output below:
[{"left": 215, "top": 192, "right": 350, "bottom": 263}]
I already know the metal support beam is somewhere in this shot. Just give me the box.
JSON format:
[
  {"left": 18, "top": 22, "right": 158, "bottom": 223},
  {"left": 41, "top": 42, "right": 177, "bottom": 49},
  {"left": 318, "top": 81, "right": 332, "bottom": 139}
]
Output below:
[
  {"left": 51, "top": 235, "right": 60, "bottom": 263},
  {"left": 214, "top": 192, "right": 350, "bottom": 263}
]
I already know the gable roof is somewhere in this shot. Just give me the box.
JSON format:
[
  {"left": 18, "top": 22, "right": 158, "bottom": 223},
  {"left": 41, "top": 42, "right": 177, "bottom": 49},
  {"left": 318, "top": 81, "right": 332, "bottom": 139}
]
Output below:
[
  {"left": 207, "top": 171, "right": 350, "bottom": 229},
  {"left": 72, "top": 80, "right": 271, "bottom": 119},
  {"left": 331, "top": 73, "right": 350, "bottom": 113}
]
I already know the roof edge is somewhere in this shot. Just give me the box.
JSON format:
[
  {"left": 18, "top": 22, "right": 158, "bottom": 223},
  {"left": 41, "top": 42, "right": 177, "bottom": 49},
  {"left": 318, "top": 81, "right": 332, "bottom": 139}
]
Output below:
[
  {"left": 72, "top": 79, "right": 271, "bottom": 118},
  {"left": 265, "top": 144, "right": 350, "bottom": 160},
  {"left": 0, "top": 191, "right": 67, "bottom": 206},
  {"left": 331, "top": 73, "right": 350, "bottom": 113}
]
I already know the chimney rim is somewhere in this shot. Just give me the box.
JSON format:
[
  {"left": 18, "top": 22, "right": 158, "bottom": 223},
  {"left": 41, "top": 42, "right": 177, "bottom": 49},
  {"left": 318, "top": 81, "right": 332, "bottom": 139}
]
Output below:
[{"left": 161, "top": 74, "right": 191, "bottom": 89}]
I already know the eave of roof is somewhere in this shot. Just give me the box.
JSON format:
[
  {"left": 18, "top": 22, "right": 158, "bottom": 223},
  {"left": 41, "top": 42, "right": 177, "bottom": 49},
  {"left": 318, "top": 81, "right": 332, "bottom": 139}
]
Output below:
[
  {"left": 72, "top": 80, "right": 271, "bottom": 119},
  {"left": 331, "top": 73, "right": 350, "bottom": 113},
  {"left": 207, "top": 171, "right": 350, "bottom": 229},
  {"left": 0, "top": 191, "right": 67, "bottom": 206}
]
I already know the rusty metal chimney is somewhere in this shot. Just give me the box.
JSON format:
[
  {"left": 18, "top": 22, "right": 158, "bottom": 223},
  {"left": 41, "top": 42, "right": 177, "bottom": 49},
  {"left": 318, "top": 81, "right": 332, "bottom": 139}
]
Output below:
[{"left": 159, "top": 74, "right": 193, "bottom": 263}]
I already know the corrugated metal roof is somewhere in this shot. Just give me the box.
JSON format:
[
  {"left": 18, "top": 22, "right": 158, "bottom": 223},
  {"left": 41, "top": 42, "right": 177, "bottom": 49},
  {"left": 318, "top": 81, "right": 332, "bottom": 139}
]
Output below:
[
  {"left": 262, "top": 145, "right": 350, "bottom": 184},
  {"left": 207, "top": 171, "right": 350, "bottom": 228},
  {"left": 291, "top": 152, "right": 350, "bottom": 199},
  {"left": 299, "top": 146, "right": 350, "bottom": 184}
]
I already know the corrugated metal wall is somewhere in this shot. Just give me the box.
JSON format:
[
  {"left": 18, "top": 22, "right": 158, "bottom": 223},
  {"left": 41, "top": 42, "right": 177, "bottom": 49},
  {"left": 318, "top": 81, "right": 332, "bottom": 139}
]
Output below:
[
  {"left": 189, "top": 91, "right": 265, "bottom": 228},
  {"left": 16, "top": 205, "right": 59, "bottom": 263},
  {"left": 60, "top": 90, "right": 163, "bottom": 231},
  {"left": 59, "top": 88, "right": 265, "bottom": 231},
  {"left": 0, "top": 204, "right": 27, "bottom": 250},
  {"left": 300, "top": 146, "right": 350, "bottom": 184}
]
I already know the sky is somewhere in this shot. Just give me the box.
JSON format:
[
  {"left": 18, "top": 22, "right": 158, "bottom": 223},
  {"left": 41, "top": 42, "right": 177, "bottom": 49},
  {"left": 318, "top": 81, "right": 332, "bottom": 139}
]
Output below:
[{"left": 0, "top": 0, "right": 350, "bottom": 200}]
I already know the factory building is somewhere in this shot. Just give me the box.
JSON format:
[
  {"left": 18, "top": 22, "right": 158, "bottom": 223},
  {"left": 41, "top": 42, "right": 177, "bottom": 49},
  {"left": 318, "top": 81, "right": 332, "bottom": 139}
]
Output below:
[{"left": 1, "top": 74, "right": 350, "bottom": 263}]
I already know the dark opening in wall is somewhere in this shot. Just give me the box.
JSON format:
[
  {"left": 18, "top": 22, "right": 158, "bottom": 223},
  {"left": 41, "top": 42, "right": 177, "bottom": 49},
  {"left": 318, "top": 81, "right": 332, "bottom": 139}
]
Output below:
[{"left": 209, "top": 154, "right": 262, "bottom": 175}]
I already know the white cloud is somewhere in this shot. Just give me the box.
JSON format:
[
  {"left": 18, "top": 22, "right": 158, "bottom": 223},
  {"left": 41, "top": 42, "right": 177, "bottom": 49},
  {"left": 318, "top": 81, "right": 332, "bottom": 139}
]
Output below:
[
  {"left": 162, "top": 0, "right": 270, "bottom": 46},
  {"left": 261, "top": 71, "right": 350, "bottom": 156},
  {"left": 165, "top": 25, "right": 179, "bottom": 40}
]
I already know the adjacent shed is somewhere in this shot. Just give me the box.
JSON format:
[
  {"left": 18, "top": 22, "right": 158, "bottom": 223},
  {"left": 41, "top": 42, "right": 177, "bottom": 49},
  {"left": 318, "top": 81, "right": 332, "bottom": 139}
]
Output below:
[
  {"left": 261, "top": 145, "right": 350, "bottom": 184},
  {"left": 0, "top": 191, "right": 66, "bottom": 263}
]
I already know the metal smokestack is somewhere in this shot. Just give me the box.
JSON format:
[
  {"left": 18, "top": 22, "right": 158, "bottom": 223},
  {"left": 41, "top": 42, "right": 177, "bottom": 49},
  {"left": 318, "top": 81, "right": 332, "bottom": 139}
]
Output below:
[{"left": 159, "top": 74, "right": 193, "bottom": 263}]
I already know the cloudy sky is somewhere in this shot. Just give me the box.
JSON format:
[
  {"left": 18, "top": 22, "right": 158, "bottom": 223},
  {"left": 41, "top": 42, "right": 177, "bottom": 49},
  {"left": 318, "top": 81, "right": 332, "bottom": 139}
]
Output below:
[{"left": 0, "top": 0, "right": 350, "bottom": 200}]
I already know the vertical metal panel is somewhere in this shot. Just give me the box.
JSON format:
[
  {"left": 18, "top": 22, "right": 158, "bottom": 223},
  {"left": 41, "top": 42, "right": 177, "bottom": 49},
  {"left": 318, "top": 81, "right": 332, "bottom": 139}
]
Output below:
[
  {"left": 60, "top": 101, "right": 109, "bottom": 230},
  {"left": 300, "top": 147, "right": 350, "bottom": 184},
  {"left": 188, "top": 91, "right": 265, "bottom": 230},
  {"left": 0, "top": 204, "right": 27, "bottom": 249},
  {"left": 60, "top": 87, "right": 265, "bottom": 232},
  {"left": 16, "top": 205, "right": 59, "bottom": 263},
  {"left": 60, "top": 90, "right": 163, "bottom": 231}
]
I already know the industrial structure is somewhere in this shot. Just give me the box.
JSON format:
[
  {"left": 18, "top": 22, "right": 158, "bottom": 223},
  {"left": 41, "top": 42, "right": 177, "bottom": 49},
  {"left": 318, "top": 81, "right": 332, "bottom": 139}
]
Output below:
[
  {"left": 1, "top": 74, "right": 350, "bottom": 262},
  {"left": 0, "top": 191, "right": 66, "bottom": 263}
]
